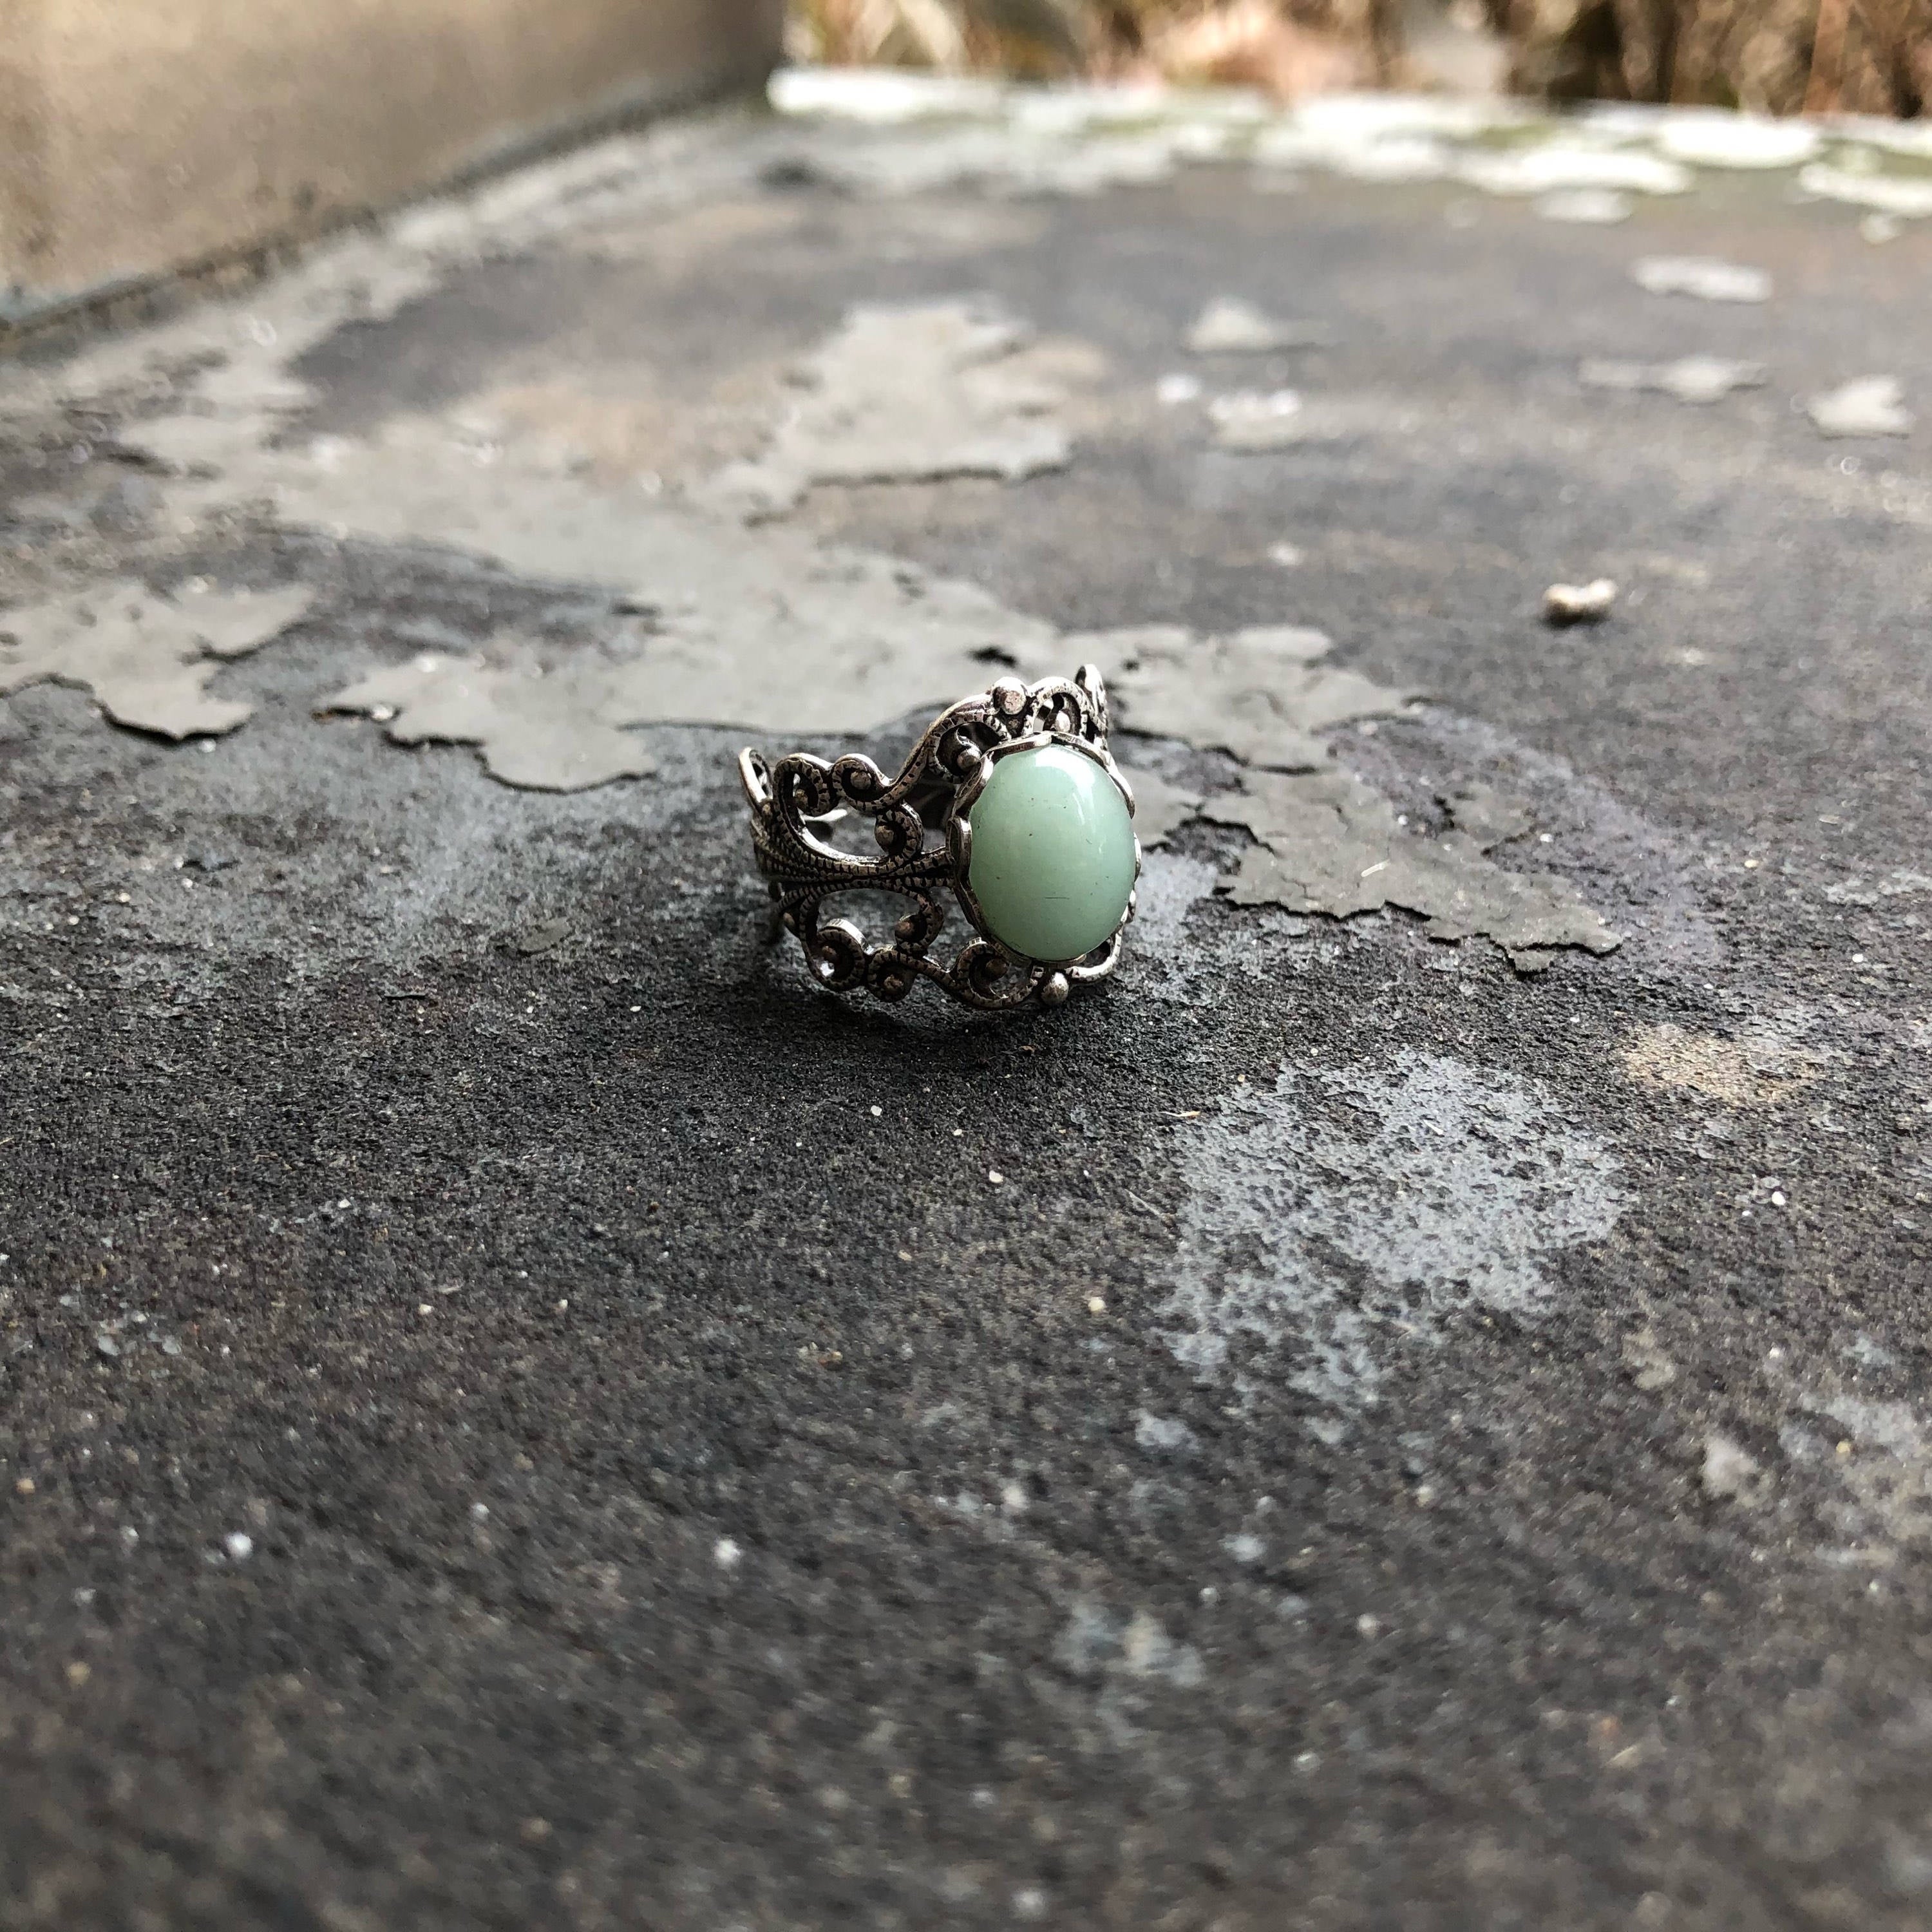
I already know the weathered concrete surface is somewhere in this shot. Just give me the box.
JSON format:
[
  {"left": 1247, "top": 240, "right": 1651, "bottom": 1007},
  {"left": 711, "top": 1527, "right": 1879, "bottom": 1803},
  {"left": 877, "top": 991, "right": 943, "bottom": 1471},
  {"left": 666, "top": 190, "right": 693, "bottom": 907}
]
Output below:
[
  {"left": 3, "top": 96, "right": 1932, "bottom": 1931},
  {"left": 0, "top": 0, "right": 781, "bottom": 321}
]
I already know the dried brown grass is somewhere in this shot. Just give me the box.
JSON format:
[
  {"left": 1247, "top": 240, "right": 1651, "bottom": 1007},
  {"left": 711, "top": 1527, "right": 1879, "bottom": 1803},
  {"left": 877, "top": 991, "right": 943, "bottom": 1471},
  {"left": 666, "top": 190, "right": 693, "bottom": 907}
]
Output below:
[
  {"left": 788, "top": 0, "right": 1400, "bottom": 91},
  {"left": 786, "top": 0, "right": 1931, "bottom": 113},
  {"left": 1489, "top": 0, "right": 1932, "bottom": 113}
]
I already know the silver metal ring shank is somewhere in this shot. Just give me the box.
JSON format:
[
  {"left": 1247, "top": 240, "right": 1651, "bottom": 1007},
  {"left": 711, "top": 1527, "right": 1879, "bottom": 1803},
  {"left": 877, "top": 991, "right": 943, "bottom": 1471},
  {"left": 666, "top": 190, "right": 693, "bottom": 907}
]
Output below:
[{"left": 739, "top": 667, "right": 1138, "bottom": 1012}]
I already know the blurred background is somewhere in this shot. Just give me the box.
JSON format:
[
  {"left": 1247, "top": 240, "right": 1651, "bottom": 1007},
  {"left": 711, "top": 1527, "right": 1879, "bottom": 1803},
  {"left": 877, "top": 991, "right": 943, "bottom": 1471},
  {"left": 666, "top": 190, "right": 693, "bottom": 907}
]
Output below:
[
  {"left": 788, "top": 0, "right": 1932, "bottom": 115},
  {"left": 2, "top": 0, "right": 1924, "bottom": 332}
]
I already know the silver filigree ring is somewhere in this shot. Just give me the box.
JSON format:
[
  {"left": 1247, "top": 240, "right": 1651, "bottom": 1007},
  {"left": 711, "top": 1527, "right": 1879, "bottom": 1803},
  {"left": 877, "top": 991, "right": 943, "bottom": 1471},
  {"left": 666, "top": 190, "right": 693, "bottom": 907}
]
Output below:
[{"left": 739, "top": 668, "right": 1140, "bottom": 1011}]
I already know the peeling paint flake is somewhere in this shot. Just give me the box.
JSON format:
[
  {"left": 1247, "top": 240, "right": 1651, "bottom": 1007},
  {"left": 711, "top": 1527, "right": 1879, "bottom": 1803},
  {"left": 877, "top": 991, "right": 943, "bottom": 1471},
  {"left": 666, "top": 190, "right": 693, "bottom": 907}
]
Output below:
[
  {"left": 1702, "top": 1433, "right": 1766, "bottom": 1502},
  {"left": 1632, "top": 256, "right": 1772, "bottom": 303},
  {"left": 1580, "top": 357, "right": 1767, "bottom": 404},
  {"left": 1806, "top": 376, "right": 1914, "bottom": 439},
  {"left": 709, "top": 299, "right": 1075, "bottom": 518},
  {"left": 328, "top": 641, "right": 659, "bottom": 791},
  {"left": 1823, "top": 869, "right": 1932, "bottom": 906},
  {"left": 174, "top": 418, "right": 1060, "bottom": 751},
  {"left": 786, "top": 122, "right": 1182, "bottom": 199},
  {"left": 1204, "top": 768, "right": 1619, "bottom": 967},
  {"left": 1206, "top": 388, "right": 1307, "bottom": 451},
  {"left": 1534, "top": 188, "right": 1631, "bottom": 225},
  {"left": 1092, "top": 623, "right": 1416, "bottom": 770},
  {"left": 1186, "top": 298, "right": 1324, "bottom": 355},
  {"left": 1056, "top": 1601, "right": 1204, "bottom": 1688},
  {"left": 0, "top": 582, "right": 315, "bottom": 739},
  {"left": 1121, "top": 766, "right": 1206, "bottom": 848}
]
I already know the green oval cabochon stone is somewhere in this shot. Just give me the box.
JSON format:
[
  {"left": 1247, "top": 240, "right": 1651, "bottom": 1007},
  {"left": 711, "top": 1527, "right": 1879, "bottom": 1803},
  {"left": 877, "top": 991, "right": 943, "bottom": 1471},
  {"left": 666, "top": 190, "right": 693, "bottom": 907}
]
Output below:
[{"left": 966, "top": 744, "right": 1136, "bottom": 963}]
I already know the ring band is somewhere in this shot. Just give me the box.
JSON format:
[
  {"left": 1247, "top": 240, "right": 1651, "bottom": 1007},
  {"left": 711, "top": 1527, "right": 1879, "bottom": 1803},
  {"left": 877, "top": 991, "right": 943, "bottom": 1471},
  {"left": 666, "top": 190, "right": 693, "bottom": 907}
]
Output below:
[{"left": 740, "top": 668, "right": 1140, "bottom": 1010}]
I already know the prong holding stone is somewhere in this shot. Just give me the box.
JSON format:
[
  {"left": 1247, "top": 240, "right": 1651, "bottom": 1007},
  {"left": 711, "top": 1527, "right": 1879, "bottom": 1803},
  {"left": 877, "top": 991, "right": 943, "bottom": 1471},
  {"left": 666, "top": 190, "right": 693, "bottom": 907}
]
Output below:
[
  {"left": 991, "top": 676, "right": 1027, "bottom": 717},
  {"left": 1040, "top": 971, "right": 1071, "bottom": 1007}
]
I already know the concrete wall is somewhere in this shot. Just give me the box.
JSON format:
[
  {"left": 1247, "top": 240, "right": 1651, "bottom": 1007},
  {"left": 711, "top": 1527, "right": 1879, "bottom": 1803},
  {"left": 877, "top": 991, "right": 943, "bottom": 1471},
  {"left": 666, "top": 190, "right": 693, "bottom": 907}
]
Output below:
[{"left": 0, "top": 0, "right": 783, "bottom": 322}]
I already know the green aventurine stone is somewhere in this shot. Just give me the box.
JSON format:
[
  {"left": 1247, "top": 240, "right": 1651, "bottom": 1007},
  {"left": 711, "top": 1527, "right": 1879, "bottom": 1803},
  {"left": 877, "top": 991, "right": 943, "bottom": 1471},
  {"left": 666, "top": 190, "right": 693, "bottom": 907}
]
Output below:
[{"left": 966, "top": 744, "right": 1136, "bottom": 963}]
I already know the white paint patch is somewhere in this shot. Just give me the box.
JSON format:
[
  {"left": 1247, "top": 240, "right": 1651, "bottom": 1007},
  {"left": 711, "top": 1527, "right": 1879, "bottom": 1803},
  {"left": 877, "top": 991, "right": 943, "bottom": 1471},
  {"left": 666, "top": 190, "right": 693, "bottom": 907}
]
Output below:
[
  {"left": 1702, "top": 1434, "right": 1766, "bottom": 1502},
  {"left": 1135, "top": 1410, "right": 1200, "bottom": 1456},
  {"left": 1633, "top": 256, "right": 1772, "bottom": 304},
  {"left": 1534, "top": 189, "right": 1631, "bottom": 225},
  {"left": 1160, "top": 1054, "right": 1624, "bottom": 1419},
  {"left": 1653, "top": 111, "right": 1820, "bottom": 170},
  {"left": 1798, "top": 162, "right": 1932, "bottom": 220},
  {"left": 1806, "top": 376, "right": 1915, "bottom": 439},
  {"left": 1823, "top": 115, "right": 1932, "bottom": 162},
  {"left": 1455, "top": 145, "right": 1692, "bottom": 199},
  {"left": 1251, "top": 92, "right": 1530, "bottom": 185},
  {"left": 769, "top": 67, "right": 1008, "bottom": 124}
]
